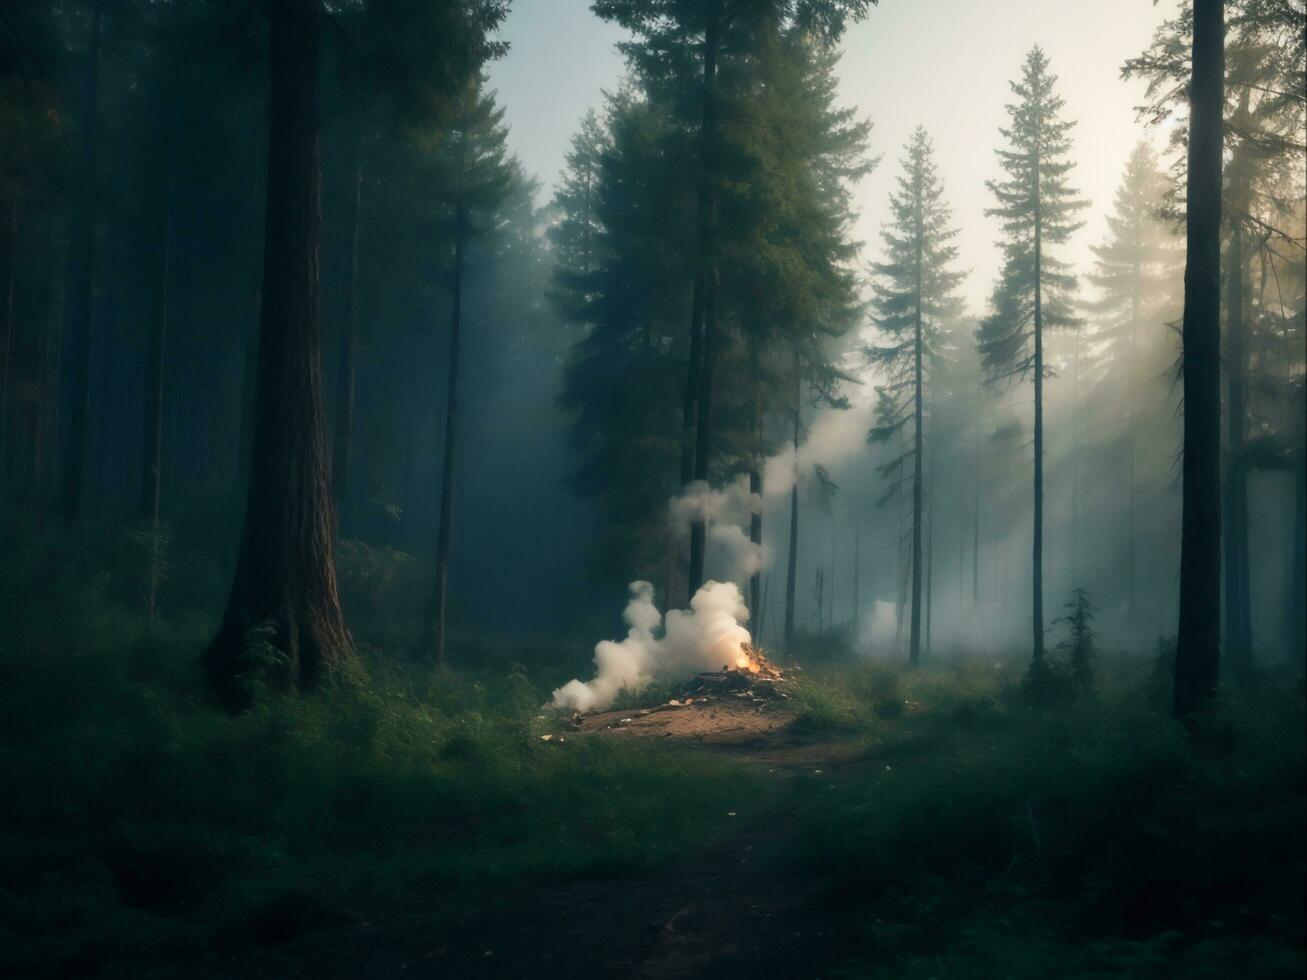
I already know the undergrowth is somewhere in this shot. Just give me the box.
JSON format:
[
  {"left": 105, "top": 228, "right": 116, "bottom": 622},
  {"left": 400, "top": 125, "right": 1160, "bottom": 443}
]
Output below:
[{"left": 0, "top": 521, "right": 758, "bottom": 978}]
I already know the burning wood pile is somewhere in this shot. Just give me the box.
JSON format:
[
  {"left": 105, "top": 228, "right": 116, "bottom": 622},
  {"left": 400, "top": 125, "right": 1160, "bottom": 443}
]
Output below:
[{"left": 669, "top": 642, "right": 794, "bottom": 704}]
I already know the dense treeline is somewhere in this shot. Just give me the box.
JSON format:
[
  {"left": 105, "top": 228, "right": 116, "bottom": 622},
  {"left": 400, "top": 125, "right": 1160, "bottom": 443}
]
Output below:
[{"left": 1, "top": 0, "right": 1304, "bottom": 708}]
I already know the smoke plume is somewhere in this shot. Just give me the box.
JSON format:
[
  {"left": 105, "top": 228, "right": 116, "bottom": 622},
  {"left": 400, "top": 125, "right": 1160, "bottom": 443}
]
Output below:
[{"left": 550, "top": 580, "right": 752, "bottom": 712}]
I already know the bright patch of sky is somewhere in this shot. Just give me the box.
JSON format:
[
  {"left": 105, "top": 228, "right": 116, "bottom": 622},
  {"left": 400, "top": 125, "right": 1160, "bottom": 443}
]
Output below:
[{"left": 488, "top": 0, "right": 1182, "bottom": 314}]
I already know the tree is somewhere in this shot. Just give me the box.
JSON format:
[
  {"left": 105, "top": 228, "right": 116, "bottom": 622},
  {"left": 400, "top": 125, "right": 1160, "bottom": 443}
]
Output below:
[
  {"left": 204, "top": 0, "right": 509, "bottom": 701},
  {"left": 416, "top": 76, "right": 518, "bottom": 667},
  {"left": 1126, "top": 0, "right": 1306, "bottom": 681},
  {"left": 1055, "top": 587, "right": 1098, "bottom": 694},
  {"left": 202, "top": 0, "right": 352, "bottom": 701},
  {"left": 866, "top": 127, "right": 963, "bottom": 665},
  {"left": 976, "top": 46, "right": 1087, "bottom": 675},
  {"left": 1086, "top": 142, "right": 1182, "bottom": 615},
  {"left": 592, "top": 0, "right": 876, "bottom": 599},
  {"left": 549, "top": 108, "right": 608, "bottom": 323},
  {"left": 1174, "top": 0, "right": 1224, "bottom": 719}
]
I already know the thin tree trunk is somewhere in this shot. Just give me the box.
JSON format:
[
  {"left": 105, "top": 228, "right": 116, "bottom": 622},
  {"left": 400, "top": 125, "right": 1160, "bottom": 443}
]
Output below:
[
  {"left": 1174, "top": 0, "right": 1224, "bottom": 720},
  {"left": 973, "top": 404, "right": 980, "bottom": 602},
  {"left": 1032, "top": 158, "right": 1046, "bottom": 667},
  {"left": 828, "top": 510, "right": 836, "bottom": 629},
  {"left": 203, "top": 0, "right": 352, "bottom": 703},
  {"left": 853, "top": 493, "right": 862, "bottom": 638},
  {"left": 687, "top": 2, "right": 721, "bottom": 596},
  {"left": 748, "top": 336, "right": 762, "bottom": 618},
  {"left": 332, "top": 141, "right": 363, "bottom": 530},
  {"left": 421, "top": 131, "right": 469, "bottom": 668},
  {"left": 1071, "top": 325, "right": 1080, "bottom": 587},
  {"left": 94, "top": 227, "right": 118, "bottom": 500},
  {"left": 1223, "top": 211, "right": 1252, "bottom": 680},
  {"left": 1127, "top": 241, "right": 1140, "bottom": 614},
  {"left": 909, "top": 177, "right": 924, "bottom": 665},
  {"left": 60, "top": 3, "right": 102, "bottom": 526},
  {"left": 784, "top": 349, "right": 799, "bottom": 648},
  {"left": 0, "top": 203, "right": 15, "bottom": 484},
  {"left": 142, "top": 183, "right": 173, "bottom": 524}
]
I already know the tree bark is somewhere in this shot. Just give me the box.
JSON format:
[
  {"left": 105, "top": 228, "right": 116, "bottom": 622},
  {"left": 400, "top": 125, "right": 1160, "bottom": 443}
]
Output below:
[
  {"left": 60, "top": 3, "right": 102, "bottom": 526},
  {"left": 1174, "top": 0, "right": 1224, "bottom": 720},
  {"left": 203, "top": 0, "right": 352, "bottom": 703},
  {"left": 332, "top": 142, "right": 363, "bottom": 530}
]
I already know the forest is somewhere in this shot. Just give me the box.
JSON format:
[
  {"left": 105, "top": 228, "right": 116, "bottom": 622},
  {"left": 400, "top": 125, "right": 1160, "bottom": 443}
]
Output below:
[{"left": 0, "top": 0, "right": 1303, "bottom": 977}]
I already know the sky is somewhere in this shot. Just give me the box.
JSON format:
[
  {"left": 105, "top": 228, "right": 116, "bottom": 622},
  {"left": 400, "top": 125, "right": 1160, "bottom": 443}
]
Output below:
[{"left": 488, "top": 0, "right": 1182, "bottom": 312}]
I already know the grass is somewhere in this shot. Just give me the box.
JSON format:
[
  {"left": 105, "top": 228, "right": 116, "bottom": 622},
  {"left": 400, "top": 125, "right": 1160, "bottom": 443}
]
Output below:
[
  {"left": 786, "top": 657, "right": 1306, "bottom": 978},
  {"left": 0, "top": 518, "right": 761, "bottom": 977},
  {"left": 1, "top": 511, "right": 1302, "bottom": 978}
]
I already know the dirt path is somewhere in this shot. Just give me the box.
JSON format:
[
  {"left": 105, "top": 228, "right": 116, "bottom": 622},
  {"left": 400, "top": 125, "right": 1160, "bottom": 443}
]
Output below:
[{"left": 334, "top": 715, "right": 863, "bottom": 980}]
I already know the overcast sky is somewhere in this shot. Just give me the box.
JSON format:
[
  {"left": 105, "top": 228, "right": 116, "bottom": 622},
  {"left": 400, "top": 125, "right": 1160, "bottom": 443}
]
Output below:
[{"left": 488, "top": 0, "right": 1182, "bottom": 313}]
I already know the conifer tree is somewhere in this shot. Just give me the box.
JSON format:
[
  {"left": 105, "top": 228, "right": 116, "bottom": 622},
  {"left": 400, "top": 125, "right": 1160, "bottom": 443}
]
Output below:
[
  {"left": 867, "top": 127, "right": 963, "bottom": 666},
  {"left": 977, "top": 46, "right": 1087, "bottom": 675},
  {"left": 416, "top": 75, "right": 519, "bottom": 667},
  {"left": 205, "top": 0, "right": 507, "bottom": 702},
  {"left": 1087, "top": 141, "right": 1182, "bottom": 614},
  {"left": 1127, "top": 0, "right": 1306, "bottom": 683},
  {"left": 592, "top": 0, "right": 875, "bottom": 598}
]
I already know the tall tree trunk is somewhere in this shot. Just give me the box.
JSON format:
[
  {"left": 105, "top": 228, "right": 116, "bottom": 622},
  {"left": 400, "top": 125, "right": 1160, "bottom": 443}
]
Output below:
[
  {"left": 1174, "top": 0, "right": 1224, "bottom": 720},
  {"left": 687, "top": 2, "right": 720, "bottom": 596},
  {"left": 1032, "top": 164, "right": 1046, "bottom": 667},
  {"left": 94, "top": 226, "right": 118, "bottom": 500},
  {"left": 1071, "top": 325, "right": 1080, "bottom": 586},
  {"left": 784, "top": 350, "right": 799, "bottom": 648},
  {"left": 828, "top": 511, "right": 836, "bottom": 628},
  {"left": 142, "top": 185, "right": 173, "bottom": 524},
  {"left": 0, "top": 203, "right": 15, "bottom": 484},
  {"left": 973, "top": 405, "right": 980, "bottom": 602},
  {"left": 853, "top": 493, "right": 862, "bottom": 638},
  {"left": 1290, "top": 461, "right": 1305, "bottom": 667},
  {"left": 332, "top": 142, "right": 363, "bottom": 530},
  {"left": 203, "top": 0, "right": 352, "bottom": 702},
  {"left": 1127, "top": 243, "right": 1141, "bottom": 615},
  {"left": 748, "top": 336, "right": 762, "bottom": 618},
  {"left": 909, "top": 175, "right": 925, "bottom": 664},
  {"left": 60, "top": 3, "right": 102, "bottom": 526},
  {"left": 1223, "top": 211, "right": 1252, "bottom": 681},
  {"left": 421, "top": 147, "right": 469, "bottom": 668}
]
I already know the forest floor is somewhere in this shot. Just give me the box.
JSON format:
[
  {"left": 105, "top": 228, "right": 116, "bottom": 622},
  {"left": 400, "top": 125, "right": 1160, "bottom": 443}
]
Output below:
[
  {"left": 1, "top": 516, "right": 1303, "bottom": 979},
  {"left": 250, "top": 720, "right": 875, "bottom": 980}
]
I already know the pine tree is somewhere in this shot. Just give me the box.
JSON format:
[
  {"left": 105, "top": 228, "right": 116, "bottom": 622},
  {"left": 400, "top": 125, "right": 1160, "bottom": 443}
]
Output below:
[
  {"left": 1126, "top": 0, "right": 1306, "bottom": 685},
  {"left": 1087, "top": 141, "right": 1182, "bottom": 615},
  {"left": 592, "top": 0, "right": 875, "bottom": 598},
  {"left": 415, "top": 75, "right": 519, "bottom": 667},
  {"left": 976, "top": 46, "right": 1087, "bottom": 674},
  {"left": 205, "top": 0, "right": 507, "bottom": 702},
  {"left": 867, "top": 127, "right": 963, "bottom": 666},
  {"left": 549, "top": 109, "right": 608, "bottom": 324}
]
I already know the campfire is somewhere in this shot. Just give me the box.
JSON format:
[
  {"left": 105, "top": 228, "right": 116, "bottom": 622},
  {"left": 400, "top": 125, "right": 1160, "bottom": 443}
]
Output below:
[{"left": 670, "top": 641, "right": 792, "bottom": 702}]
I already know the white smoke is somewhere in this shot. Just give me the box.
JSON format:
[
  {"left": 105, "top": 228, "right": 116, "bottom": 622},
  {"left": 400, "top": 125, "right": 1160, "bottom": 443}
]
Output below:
[
  {"left": 550, "top": 580, "right": 752, "bottom": 712},
  {"left": 859, "top": 598, "right": 900, "bottom": 653},
  {"left": 554, "top": 400, "right": 872, "bottom": 713}
]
